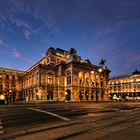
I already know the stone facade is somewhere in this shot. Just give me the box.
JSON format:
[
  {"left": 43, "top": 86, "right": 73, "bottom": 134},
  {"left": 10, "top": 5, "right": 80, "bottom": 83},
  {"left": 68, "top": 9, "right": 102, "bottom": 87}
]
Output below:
[
  {"left": 109, "top": 70, "right": 140, "bottom": 101},
  {"left": 0, "top": 68, "right": 24, "bottom": 102},
  {"left": 1, "top": 47, "right": 110, "bottom": 102}
]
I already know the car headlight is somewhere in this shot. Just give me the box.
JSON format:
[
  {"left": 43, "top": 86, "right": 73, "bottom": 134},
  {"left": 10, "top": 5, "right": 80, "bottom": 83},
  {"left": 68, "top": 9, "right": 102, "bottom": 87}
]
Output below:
[{"left": 0, "top": 95, "right": 5, "bottom": 100}]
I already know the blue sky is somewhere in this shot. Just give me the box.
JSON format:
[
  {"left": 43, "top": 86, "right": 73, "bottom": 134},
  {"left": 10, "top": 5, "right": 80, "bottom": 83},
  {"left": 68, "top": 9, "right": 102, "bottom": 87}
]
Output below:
[{"left": 0, "top": 0, "right": 140, "bottom": 77}]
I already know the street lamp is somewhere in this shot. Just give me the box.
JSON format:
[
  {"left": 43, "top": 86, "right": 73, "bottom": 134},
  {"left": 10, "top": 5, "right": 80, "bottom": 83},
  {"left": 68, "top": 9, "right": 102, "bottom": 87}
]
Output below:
[
  {"left": 36, "top": 92, "right": 39, "bottom": 100},
  {"left": 91, "top": 71, "right": 94, "bottom": 74},
  {"left": 95, "top": 82, "right": 99, "bottom": 103},
  {"left": 9, "top": 89, "right": 12, "bottom": 105},
  {"left": 91, "top": 70, "right": 98, "bottom": 103},
  {"left": 98, "top": 68, "right": 103, "bottom": 73},
  {"left": 96, "top": 68, "right": 103, "bottom": 103},
  {"left": 91, "top": 69, "right": 102, "bottom": 103}
]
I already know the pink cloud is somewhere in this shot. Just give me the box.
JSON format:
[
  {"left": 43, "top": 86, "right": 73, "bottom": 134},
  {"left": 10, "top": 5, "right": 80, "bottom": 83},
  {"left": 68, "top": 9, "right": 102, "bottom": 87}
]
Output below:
[{"left": 12, "top": 48, "right": 35, "bottom": 63}]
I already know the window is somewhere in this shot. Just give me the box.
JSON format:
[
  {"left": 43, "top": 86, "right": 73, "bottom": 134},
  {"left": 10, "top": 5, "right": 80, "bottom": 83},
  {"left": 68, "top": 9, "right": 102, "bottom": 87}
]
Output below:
[
  {"left": 47, "top": 76, "right": 53, "bottom": 85},
  {"left": 5, "top": 85, "right": 9, "bottom": 90},
  {"left": 35, "top": 72, "right": 39, "bottom": 83},
  {"left": 6, "top": 75, "right": 9, "bottom": 79},
  {"left": 47, "top": 58, "right": 49, "bottom": 63},
  {"left": 85, "top": 81, "right": 89, "bottom": 87},
  {"left": 11, "top": 85, "right": 16, "bottom": 90},
  {"left": 67, "top": 76, "right": 71, "bottom": 85},
  {"left": 0, "top": 85, "right": 2, "bottom": 90},
  {"left": 12, "top": 75, "right": 15, "bottom": 80},
  {"left": 79, "top": 79, "right": 82, "bottom": 85},
  {"left": 18, "top": 76, "right": 21, "bottom": 80},
  {"left": 101, "top": 81, "right": 103, "bottom": 87},
  {"left": 91, "top": 82, "right": 94, "bottom": 87}
]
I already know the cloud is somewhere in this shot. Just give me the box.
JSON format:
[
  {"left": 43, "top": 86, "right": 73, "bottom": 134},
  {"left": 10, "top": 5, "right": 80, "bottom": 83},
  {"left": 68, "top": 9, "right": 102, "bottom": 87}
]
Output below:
[
  {"left": 24, "top": 29, "right": 32, "bottom": 40},
  {"left": 1, "top": 0, "right": 140, "bottom": 28},
  {"left": 12, "top": 48, "right": 35, "bottom": 63},
  {"left": 9, "top": 16, "right": 31, "bottom": 30},
  {"left": 0, "top": 39, "right": 10, "bottom": 48},
  {"left": 1, "top": 0, "right": 76, "bottom": 27}
]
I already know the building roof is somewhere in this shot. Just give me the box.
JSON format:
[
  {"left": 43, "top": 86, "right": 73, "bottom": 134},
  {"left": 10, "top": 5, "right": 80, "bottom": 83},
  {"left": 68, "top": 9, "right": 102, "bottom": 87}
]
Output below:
[
  {"left": 0, "top": 67, "right": 25, "bottom": 74},
  {"left": 110, "top": 74, "right": 131, "bottom": 80},
  {"left": 132, "top": 69, "right": 140, "bottom": 75},
  {"left": 110, "top": 69, "right": 140, "bottom": 80}
]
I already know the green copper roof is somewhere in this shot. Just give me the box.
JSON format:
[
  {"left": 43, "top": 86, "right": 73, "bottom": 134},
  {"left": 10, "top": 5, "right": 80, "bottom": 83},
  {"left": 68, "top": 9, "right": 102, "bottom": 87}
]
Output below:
[{"left": 0, "top": 67, "right": 25, "bottom": 74}]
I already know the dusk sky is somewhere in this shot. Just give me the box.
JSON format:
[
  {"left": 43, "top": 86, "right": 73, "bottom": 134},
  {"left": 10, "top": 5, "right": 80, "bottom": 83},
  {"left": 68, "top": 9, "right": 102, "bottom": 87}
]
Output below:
[{"left": 0, "top": 0, "right": 140, "bottom": 77}]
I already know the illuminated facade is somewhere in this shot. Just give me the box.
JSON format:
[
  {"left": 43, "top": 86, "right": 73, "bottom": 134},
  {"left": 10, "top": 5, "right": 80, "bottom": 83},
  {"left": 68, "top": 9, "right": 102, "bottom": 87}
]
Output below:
[
  {"left": 109, "top": 70, "right": 140, "bottom": 101},
  {"left": 1, "top": 47, "right": 110, "bottom": 102},
  {"left": 0, "top": 68, "right": 24, "bottom": 101}
]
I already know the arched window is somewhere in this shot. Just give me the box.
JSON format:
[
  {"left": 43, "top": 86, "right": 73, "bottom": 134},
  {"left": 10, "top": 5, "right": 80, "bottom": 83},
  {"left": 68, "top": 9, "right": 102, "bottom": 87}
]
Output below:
[
  {"left": 85, "top": 73, "right": 89, "bottom": 87},
  {"left": 91, "top": 82, "right": 94, "bottom": 87},
  {"left": 79, "top": 72, "right": 83, "bottom": 86},
  {"left": 79, "top": 72, "right": 83, "bottom": 78}
]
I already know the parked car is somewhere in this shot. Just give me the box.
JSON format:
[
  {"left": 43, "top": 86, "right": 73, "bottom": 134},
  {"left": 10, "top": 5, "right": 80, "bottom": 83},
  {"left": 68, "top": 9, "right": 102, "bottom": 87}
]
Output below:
[{"left": 0, "top": 94, "right": 5, "bottom": 104}]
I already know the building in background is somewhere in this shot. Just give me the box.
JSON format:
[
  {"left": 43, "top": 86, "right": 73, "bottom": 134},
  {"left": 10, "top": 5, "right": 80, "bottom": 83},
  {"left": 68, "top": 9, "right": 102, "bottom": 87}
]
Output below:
[
  {"left": 1, "top": 47, "right": 110, "bottom": 102},
  {"left": 0, "top": 68, "right": 24, "bottom": 103},
  {"left": 109, "top": 70, "right": 140, "bottom": 101}
]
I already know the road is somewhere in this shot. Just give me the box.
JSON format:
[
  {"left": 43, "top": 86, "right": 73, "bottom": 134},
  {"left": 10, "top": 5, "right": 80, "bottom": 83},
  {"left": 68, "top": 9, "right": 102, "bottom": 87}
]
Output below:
[{"left": 0, "top": 102, "right": 140, "bottom": 140}]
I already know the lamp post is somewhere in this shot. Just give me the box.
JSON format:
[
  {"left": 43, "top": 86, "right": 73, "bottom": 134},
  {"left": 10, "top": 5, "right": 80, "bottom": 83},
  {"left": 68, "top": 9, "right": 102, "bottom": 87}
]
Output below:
[
  {"left": 9, "top": 89, "right": 12, "bottom": 105},
  {"left": 91, "top": 68, "right": 103, "bottom": 103},
  {"left": 91, "top": 70, "right": 98, "bottom": 103},
  {"left": 96, "top": 68, "right": 103, "bottom": 103},
  {"left": 36, "top": 92, "right": 39, "bottom": 101},
  {"left": 95, "top": 83, "right": 98, "bottom": 103}
]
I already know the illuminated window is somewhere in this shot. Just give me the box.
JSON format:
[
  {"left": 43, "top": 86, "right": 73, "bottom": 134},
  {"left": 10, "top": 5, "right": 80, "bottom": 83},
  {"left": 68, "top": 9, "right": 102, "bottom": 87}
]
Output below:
[
  {"left": 47, "top": 76, "right": 53, "bottom": 85},
  {"left": 11, "top": 85, "right": 16, "bottom": 90},
  {"left": 85, "top": 81, "right": 89, "bottom": 87}
]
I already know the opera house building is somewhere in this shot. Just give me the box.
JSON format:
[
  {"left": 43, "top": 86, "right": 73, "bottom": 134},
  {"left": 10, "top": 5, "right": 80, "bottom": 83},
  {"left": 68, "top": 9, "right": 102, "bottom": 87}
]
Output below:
[{"left": 0, "top": 47, "right": 110, "bottom": 102}]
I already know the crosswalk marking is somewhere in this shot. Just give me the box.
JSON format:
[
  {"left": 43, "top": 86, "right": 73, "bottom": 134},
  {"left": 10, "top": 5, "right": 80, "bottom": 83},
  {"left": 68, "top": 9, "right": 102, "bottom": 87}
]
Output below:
[{"left": 29, "top": 107, "right": 71, "bottom": 121}]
